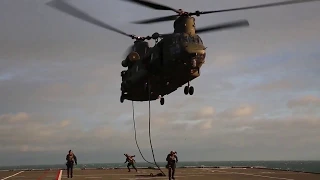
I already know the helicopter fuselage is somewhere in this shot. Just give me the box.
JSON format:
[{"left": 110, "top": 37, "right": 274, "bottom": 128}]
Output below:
[
  {"left": 46, "top": 0, "right": 319, "bottom": 106},
  {"left": 120, "top": 16, "right": 208, "bottom": 105},
  {"left": 121, "top": 34, "right": 206, "bottom": 103}
]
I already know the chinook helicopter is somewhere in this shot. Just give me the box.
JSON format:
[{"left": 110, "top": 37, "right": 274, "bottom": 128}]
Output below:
[{"left": 47, "top": 0, "right": 320, "bottom": 105}]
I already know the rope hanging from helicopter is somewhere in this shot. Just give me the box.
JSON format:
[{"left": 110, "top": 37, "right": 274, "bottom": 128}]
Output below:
[
  {"left": 131, "top": 78, "right": 166, "bottom": 176},
  {"left": 147, "top": 78, "right": 165, "bottom": 175},
  {"left": 130, "top": 37, "right": 166, "bottom": 176},
  {"left": 131, "top": 101, "right": 156, "bottom": 166}
]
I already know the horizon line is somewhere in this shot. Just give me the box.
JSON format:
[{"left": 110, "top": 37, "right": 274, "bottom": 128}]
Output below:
[{"left": 1, "top": 160, "right": 319, "bottom": 167}]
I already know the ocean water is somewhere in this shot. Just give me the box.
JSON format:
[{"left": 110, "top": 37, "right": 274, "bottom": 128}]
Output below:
[{"left": 1, "top": 161, "right": 320, "bottom": 173}]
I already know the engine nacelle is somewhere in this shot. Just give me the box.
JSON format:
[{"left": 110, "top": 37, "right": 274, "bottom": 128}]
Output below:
[
  {"left": 121, "top": 60, "right": 128, "bottom": 67},
  {"left": 121, "top": 51, "right": 141, "bottom": 68},
  {"left": 128, "top": 51, "right": 140, "bottom": 62}
]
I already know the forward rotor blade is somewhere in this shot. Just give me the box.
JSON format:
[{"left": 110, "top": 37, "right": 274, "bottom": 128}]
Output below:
[
  {"left": 122, "top": 0, "right": 180, "bottom": 13},
  {"left": 46, "top": 0, "right": 133, "bottom": 38},
  {"left": 195, "top": 20, "right": 249, "bottom": 34},
  {"left": 132, "top": 15, "right": 178, "bottom": 24},
  {"left": 196, "top": 0, "right": 320, "bottom": 15},
  {"left": 123, "top": 45, "right": 134, "bottom": 58}
]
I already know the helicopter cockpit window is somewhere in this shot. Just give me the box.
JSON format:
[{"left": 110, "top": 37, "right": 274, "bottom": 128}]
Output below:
[
  {"left": 192, "top": 36, "right": 198, "bottom": 44},
  {"left": 180, "top": 35, "right": 201, "bottom": 43},
  {"left": 189, "top": 36, "right": 196, "bottom": 43},
  {"left": 195, "top": 35, "right": 203, "bottom": 44}
]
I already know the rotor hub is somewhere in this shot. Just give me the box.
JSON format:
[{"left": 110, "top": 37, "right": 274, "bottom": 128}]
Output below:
[
  {"left": 195, "top": 10, "right": 201, "bottom": 16},
  {"left": 178, "top": 9, "right": 185, "bottom": 15},
  {"left": 151, "top": 32, "right": 160, "bottom": 39}
]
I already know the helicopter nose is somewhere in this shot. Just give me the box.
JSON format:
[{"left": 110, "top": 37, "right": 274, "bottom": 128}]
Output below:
[
  {"left": 183, "top": 44, "right": 206, "bottom": 68},
  {"left": 185, "top": 43, "right": 206, "bottom": 55},
  {"left": 185, "top": 44, "right": 206, "bottom": 61}
]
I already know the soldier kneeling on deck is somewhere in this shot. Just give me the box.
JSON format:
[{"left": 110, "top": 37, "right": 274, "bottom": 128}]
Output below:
[
  {"left": 66, "top": 150, "right": 77, "bottom": 178},
  {"left": 166, "top": 151, "right": 178, "bottom": 180}
]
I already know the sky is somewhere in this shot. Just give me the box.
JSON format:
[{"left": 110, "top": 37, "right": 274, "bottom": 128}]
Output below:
[{"left": 0, "top": 0, "right": 320, "bottom": 166}]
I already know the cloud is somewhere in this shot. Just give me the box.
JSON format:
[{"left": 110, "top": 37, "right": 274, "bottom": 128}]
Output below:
[
  {"left": 193, "top": 119, "right": 213, "bottom": 130},
  {"left": 1, "top": 99, "right": 320, "bottom": 164},
  {"left": 207, "top": 54, "right": 238, "bottom": 68},
  {"left": 286, "top": 95, "right": 320, "bottom": 117},
  {"left": 287, "top": 95, "right": 320, "bottom": 109},
  {"left": 59, "top": 119, "right": 71, "bottom": 128},
  {"left": 0, "top": 112, "right": 119, "bottom": 154},
  {"left": 250, "top": 79, "right": 295, "bottom": 92},
  {"left": 0, "top": 112, "right": 29, "bottom": 123},
  {"left": 185, "top": 106, "right": 215, "bottom": 121},
  {"left": 197, "top": 106, "right": 216, "bottom": 118},
  {"left": 218, "top": 105, "right": 255, "bottom": 119}
]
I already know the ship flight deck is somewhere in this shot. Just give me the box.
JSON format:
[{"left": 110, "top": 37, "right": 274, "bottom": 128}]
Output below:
[{"left": 0, "top": 167, "right": 319, "bottom": 180}]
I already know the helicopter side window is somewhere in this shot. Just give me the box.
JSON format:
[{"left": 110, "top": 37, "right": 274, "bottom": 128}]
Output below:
[
  {"left": 170, "top": 34, "right": 178, "bottom": 44},
  {"left": 195, "top": 37, "right": 199, "bottom": 44},
  {"left": 173, "top": 36, "right": 178, "bottom": 44},
  {"left": 176, "top": 36, "right": 181, "bottom": 44},
  {"left": 192, "top": 36, "right": 198, "bottom": 44},
  {"left": 181, "top": 36, "right": 189, "bottom": 43},
  {"left": 170, "top": 36, "right": 181, "bottom": 55}
]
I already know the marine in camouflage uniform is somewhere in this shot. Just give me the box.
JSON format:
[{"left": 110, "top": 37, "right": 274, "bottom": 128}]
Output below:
[
  {"left": 166, "top": 151, "right": 178, "bottom": 180},
  {"left": 124, "top": 154, "right": 138, "bottom": 172},
  {"left": 66, "top": 150, "right": 77, "bottom": 178}
]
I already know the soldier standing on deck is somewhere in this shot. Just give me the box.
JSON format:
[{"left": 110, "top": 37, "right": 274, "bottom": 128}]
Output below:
[
  {"left": 66, "top": 150, "right": 77, "bottom": 178},
  {"left": 166, "top": 151, "right": 178, "bottom": 180},
  {"left": 124, "top": 154, "right": 138, "bottom": 172}
]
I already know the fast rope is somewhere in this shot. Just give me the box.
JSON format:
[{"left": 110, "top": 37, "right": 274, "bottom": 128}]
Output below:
[
  {"left": 131, "top": 101, "right": 156, "bottom": 166},
  {"left": 130, "top": 37, "right": 165, "bottom": 176},
  {"left": 147, "top": 79, "right": 165, "bottom": 176},
  {"left": 131, "top": 79, "right": 166, "bottom": 176}
]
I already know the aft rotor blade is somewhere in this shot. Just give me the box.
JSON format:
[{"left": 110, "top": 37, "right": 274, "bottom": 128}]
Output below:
[
  {"left": 132, "top": 15, "right": 178, "bottom": 24},
  {"left": 122, "top": 0, "right": 180, "bottom": 13},
  {"left": 196, "top": 0, "right": 320, "bottom": 15},
  {"left": 46, "top": 0, "right": 133, "bottom": 38},
  {"left": 195, "top": 20, "right": 249, "bottom": 34},
  {"left": 123, "top": 45, "right": 134, "bottom": 58}
]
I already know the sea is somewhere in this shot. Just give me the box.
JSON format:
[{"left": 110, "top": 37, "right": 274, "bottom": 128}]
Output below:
[{"left": 1, "top": 161, "right": 320, "bottom": 173}]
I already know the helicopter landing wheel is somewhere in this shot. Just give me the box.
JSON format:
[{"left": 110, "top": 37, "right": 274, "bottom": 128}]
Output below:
[
  {"left": 160, "top": 97, "right": 165, "bottom": 105},
  {"left": 189, "top": 86, "right": 194, "bottom": 95},
  {"left": 184, "top": 86, "right": 189, "bottom": 95}
]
